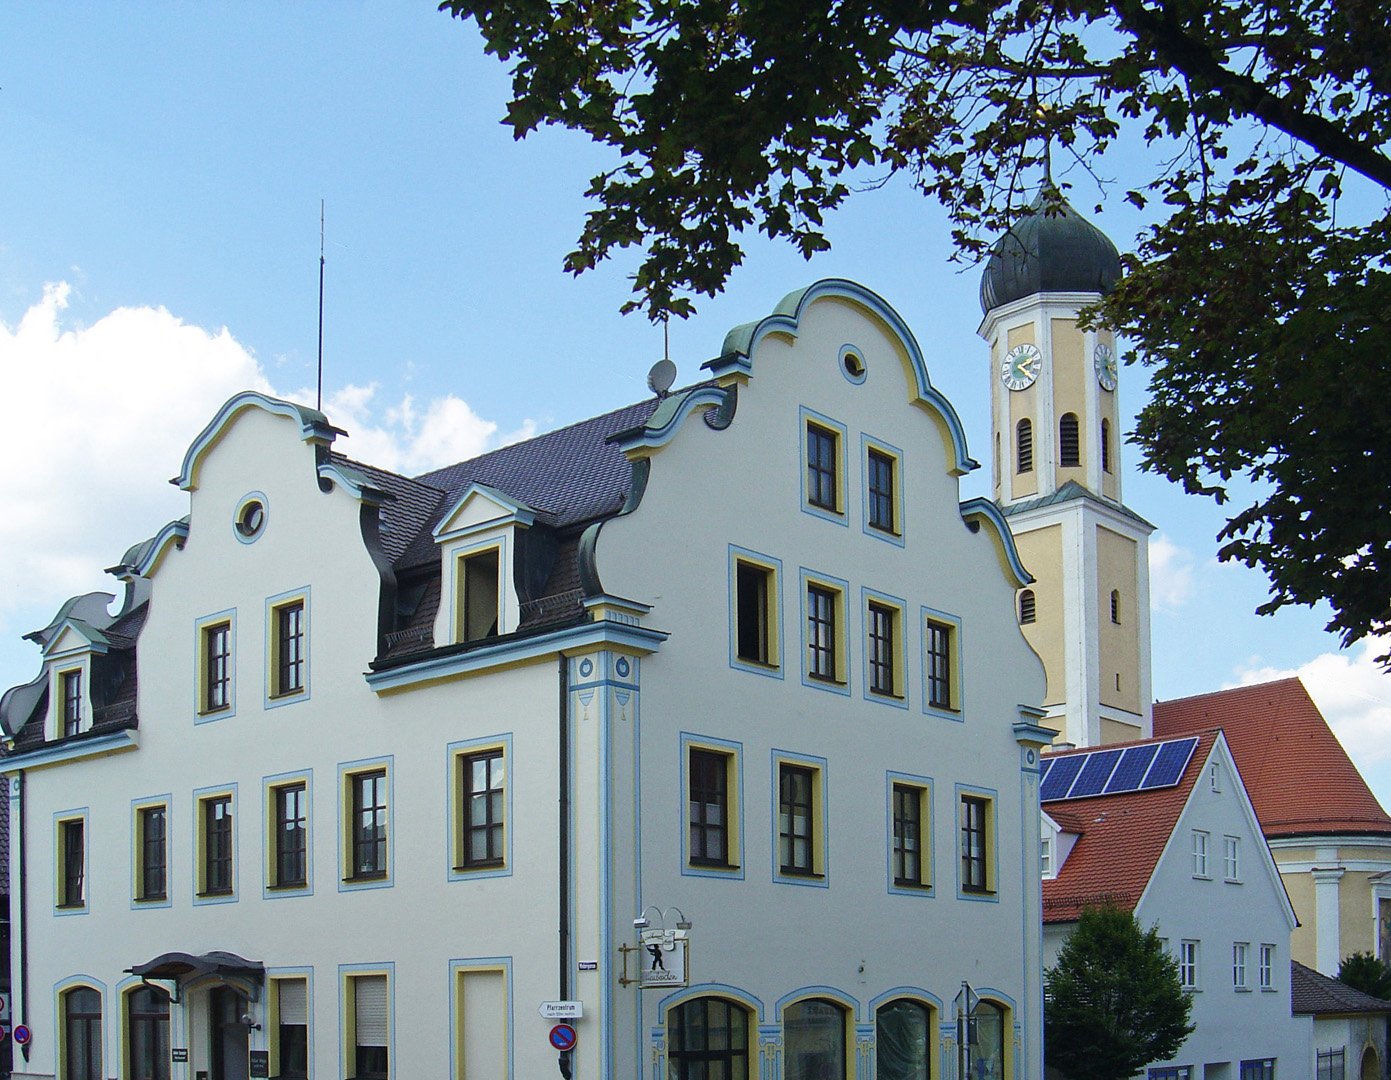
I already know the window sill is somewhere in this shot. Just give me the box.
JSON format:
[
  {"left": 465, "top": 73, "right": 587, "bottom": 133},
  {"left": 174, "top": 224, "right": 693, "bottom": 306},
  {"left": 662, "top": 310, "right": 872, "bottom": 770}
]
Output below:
[
  {"left": 197, "top": 890, "right": 233, "bottom": 899},
  {"left": 870, "top": 690, "right": 906, "bottom": 702},
  {"left": 344, "top": 872, "right": 388, "bottom": 883},
  {"left": 452, "top": 861, "right": 505, "bottom": 873},
  {"left": 1224, "top": 878, "right": 1242, "bottom": 885},
  {"left": 735, "top": 656, "right": 779, "bottom": 671},
  {"left": 867, "top": 525, "right": 901, "bottom": 539},
  {"left": 199, "top": 704, "right": 231, "bottom": 717},
  {"left": 1234, "top": 987, "right": 1252, "bottom": 993},
  {"left": 269, "top": 689, "right": 305, "bottom": 701},
  {"left": 893, "top": 879, "right": 930, "bottom": 890},
  {"left": 1192, "top": 874, "right": 1212, "bottom": 881},
  {"left": 689, "top": 861, "right": 740, "bottom": 872},
  {"left": 135, "top": 894, "right": 168, "bottom": 903},
  {"left": 778, "top": 868, "right": 824, "bottom": 879},
  {"left": 807, "top": 673, "right": 846, "bottom": 687},
  {"left": 56, "top": 901, "right": 86, "bottom": 910},
  {"left": 267, "top": 881, "right": 308, "bottom": 892},
  {"left": 961, "top": 885, "right": 995, "bottom": 896}
]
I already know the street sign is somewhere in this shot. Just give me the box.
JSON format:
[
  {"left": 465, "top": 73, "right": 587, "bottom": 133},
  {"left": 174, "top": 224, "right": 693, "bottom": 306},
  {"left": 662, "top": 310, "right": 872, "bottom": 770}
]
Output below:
[
  {"left": 12, "top": 1025, "right": 31, "bottom": 1047},
  {"left": 0, "top": 1024, "right": 8, "bottom": 1042},
  {"left": 538, "top": 1001, "right": 583, "bottom": 1020},
  {"left": 549, "top": 1024, "right": 578, "bottom": 1052}
]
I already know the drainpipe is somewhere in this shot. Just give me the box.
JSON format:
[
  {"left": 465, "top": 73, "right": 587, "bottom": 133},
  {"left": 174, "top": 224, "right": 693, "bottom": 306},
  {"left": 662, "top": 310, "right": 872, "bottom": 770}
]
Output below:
[
  {"left": 558, "top": 657, "right": 573, "bottom": 1079},
  {"left": 15, "top": 770, "right": 29, "bottom": 1064}
]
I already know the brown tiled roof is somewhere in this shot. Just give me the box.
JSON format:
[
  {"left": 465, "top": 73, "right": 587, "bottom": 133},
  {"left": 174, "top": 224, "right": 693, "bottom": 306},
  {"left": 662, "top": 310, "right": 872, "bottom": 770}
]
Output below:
[
  {"left": 1290, "top": 961, "right": 1391, "bottom": 1015},
  {"left": 1153, "top": 678, "right": 1391, "bottom": 839},
  {"left": 1041, "top": 731, "right": 1217, "bottom": 924}
]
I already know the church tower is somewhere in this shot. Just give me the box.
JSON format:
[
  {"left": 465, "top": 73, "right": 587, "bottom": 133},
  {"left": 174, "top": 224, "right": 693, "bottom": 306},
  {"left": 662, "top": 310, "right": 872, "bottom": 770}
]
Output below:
[{"left": 978, "top": 194, "right": 1153, "bottom": 747}]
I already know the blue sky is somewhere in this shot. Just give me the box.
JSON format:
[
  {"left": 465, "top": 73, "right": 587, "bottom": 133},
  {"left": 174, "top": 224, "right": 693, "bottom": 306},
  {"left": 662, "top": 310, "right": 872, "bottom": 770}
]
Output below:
[{"left": 3, "top": 3, "right": 1388, "bottom": 805}]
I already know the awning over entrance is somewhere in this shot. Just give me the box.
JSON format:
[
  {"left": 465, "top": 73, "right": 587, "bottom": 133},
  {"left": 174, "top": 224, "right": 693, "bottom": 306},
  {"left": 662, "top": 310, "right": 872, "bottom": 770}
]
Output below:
[{"left": 127, "top": 951, "right": 265, "bottom": 982}]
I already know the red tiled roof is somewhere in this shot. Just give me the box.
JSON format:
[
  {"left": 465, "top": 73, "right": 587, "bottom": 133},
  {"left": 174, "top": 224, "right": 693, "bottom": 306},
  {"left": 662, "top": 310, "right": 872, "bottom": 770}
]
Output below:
[
  {"left": 1153, "top": 678, "right": 1391, "bottom": 839},
  {"left": 1041, "top": 731, "right": 1217, "bottom": 924}
]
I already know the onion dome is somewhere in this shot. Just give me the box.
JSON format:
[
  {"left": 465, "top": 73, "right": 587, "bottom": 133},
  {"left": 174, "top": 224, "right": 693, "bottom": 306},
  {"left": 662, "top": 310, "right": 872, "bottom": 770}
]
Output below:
[{"left": 979, "top": 191, "right": 1122, "bottom": 313}]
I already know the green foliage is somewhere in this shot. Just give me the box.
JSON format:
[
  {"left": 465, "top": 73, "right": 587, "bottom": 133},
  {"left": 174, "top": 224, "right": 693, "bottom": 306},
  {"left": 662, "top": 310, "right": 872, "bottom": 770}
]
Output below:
[
  {"left": 1044, "top": 905, "right": 1194, "bottom": 1080},
  {"left": 1338, "top": 951, "right": 1391, "bottom": 1001},
  {"left": 441, "top": 0, "right": 1391, "bottom": 656}
]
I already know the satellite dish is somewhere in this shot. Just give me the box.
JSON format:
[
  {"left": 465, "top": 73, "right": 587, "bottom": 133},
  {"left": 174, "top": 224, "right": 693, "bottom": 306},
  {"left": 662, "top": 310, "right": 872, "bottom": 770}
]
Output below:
[{"left": 647, "top": 359, "right": 677, "bottom": 398}]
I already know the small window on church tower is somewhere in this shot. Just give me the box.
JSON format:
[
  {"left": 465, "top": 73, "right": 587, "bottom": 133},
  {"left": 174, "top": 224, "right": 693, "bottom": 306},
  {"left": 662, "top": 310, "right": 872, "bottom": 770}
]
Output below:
[
  {"left": 1059, "top": 414, "right": 1080, "bottom": 468},
  {"left": 1016, "top": 419, "right": 1033, "bottom": 473},
  {"left": 1110, "top": 589, "right": 1120, "bottom": 624},
  {"left": 1019, "top": 590, "right": 1036, "bottom": 625},
  {"left": 1101, "top": 419, "right": 1112, "bottom": 474}
]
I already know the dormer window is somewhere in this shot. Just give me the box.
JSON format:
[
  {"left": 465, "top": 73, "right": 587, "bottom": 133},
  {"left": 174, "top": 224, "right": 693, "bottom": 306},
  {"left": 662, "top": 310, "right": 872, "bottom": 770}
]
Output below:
[
  {"left": 457, "top": 547, "right": 500, "bottom": 643},
  {"left": 62, "top": 669, "right": 84, "bottom": 736}
]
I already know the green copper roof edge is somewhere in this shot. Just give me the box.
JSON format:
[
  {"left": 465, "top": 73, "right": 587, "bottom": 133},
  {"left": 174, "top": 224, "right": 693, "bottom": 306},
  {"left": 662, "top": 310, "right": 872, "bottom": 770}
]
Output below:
[
  {"left": 703, "top": 279, "right": 978, "bottom": 475},
  {"left": 609, "top": 385, "right": 732, "bottom": 453},
  {"left": 174, "top": 391, "right": 343, "bottom": 491},
  {"left": 1001, "top": 480, "right": 1155, "bottom": 530}
]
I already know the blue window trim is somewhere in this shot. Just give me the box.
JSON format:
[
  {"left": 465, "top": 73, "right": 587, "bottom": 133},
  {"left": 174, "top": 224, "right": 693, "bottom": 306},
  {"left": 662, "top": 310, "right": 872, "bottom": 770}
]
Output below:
[
  {"left": 727, "top": 545, "right": 784, "bottom": 680},
  {"left": 681, "top": 732, "right": 745, "bottom": 881},
  {"left": 799, "top": 407, "right": 850, "bottom": 527},
  {"left": 338, "top": 755, "right": 394, "bottom": 893},
  {"left": 130, "top": 794, "right": 174, "bottom": 911},
  {"left": 800, "top": 569, "right": 851, "bottom": 697},
  {"left": 265, "top": 586, "right": 311, "bottom": 710},
  {"left": 771, "top": 749, "right": 830, "bottom": 888},
  {"left": 860, "top": 433, "right": 906, "bottom": 547},
  {"left": 448, "top": 734, "right": 514, "bottom": 883},
  {"left": 920, "top": 607, "right": 964, "bottom": 721},
  {"left": 954, "top": 782, "right": 999, "bottom": 903},
  {"left": 886, "top": 773, "right": 934, "bottom": 898},
  {"left": 194, "top": 607, "right": 237, "bottom": 724},
  {"left": 192, "top": 783, "right": 239, "bottom": 907},
  {"left": 263, "top": 769, "right": 314, "bottom": 900},
  {"left": 861, "top": 587, "right": 909, "bottom": 710}
]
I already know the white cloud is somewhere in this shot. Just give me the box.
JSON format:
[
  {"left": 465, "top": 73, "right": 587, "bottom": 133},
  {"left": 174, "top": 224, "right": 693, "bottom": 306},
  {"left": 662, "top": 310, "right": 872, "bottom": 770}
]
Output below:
[
  {"left": 0, "top": 283, "right": 531, "bottom": 656},
  {"left": 1230, "top": 635, "right": 1391, "bottom": 806},
  {"left": 1148, "top": 532, "right": 1196, "bottom": 612}
]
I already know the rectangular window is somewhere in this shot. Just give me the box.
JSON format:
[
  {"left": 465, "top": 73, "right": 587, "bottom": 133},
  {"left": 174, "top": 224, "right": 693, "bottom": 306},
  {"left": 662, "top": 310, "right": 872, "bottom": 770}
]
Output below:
[
  {"left": 867, "top": 448, "right": 896, "bottom": 533},
  {"left": 1224, "top": 835, "right": 1240, "bottom": 880},
  {"left": 960, "top": 794, "right": 993, "bottom": 893},
  {"left": 1040, "top": 836, "right": 1053, "bottom": 877},
  {"left": 689, "top": 749, "right": 730, "bottom": 867},
  {"left": 202, "top": 795, "right": 234, "bottom": 896},
  {"left": 1239, "top": 1060, "right": 1274, "bottom": 1080},
  {"left": 138, "top": 805, "right": 167, "bottom": 901},
  {"left": 460, "top": 751, "right": 505, "bottom": 869},
  {"left": 779, "top": 764, "right": 816, "bottom": 876},
  {"left": 272, "top": 783, "right": 309, "bottom": 888},
  {"left": 349, "top": 973, "right": 390, "bottom": 1079},
  {"left": 274, "top": 600, "right": 305, "bottom": 697},
  {"left": 1148, "top": 1070, "right": 1193, "bottom": 1080},
  {"left": 458, "top": 547, "right": 500, "bottom": 643},
  {"left": 349, "top": 770, "right": 388, "bottom": 880},
  {"left": 1259, "top": 944, "right": 1274, "bottom": 989},
  {"left": 806, "top": 423, "right": 839, "bottom": 512},
  {"left": 868, "top": 602, "right": 898, "bottom": 697},
  {"left": 892, "top": 783, "right": 927, "bottom": 888},
  {"left": 807, "top": 584, "right": 838, "bottom": 682},
  {"left": 1233, "top": 942, "right": 1249, "bottom": 989},
  {"left": 1180, "top": 940, "right": 1199, "bottom": 989},
  {"left": 60, "top": 818, "right": 86, "bottom": 908},
  {"left": 203, "top": 622, "right": 232, "bottom": 712},
  {"left": 1317, "top": 1049, "right": 1346, "bottom": 1080},
  {"left": 925, "top": 619, "right": 956, "bottom": 710},
  {"left": 735, "top": 560, "right": 774, "bottom": 666},
  {"left": 126, "top": 985, "right": 171, "bottom": 1080},
  {"left": 1191, "top": 830, "right": 1209, "bottom": 877},
  {"left": 62, "top": 669, "right": 84, "bottom": 736},
  {"left": 272, "top": 977, "right": 309, "bottom": 1080}
]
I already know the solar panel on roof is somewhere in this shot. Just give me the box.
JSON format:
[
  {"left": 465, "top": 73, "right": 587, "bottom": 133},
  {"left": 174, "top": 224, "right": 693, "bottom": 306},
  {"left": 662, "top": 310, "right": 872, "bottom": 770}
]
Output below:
[
  {"left": 1041, "top": 736, "right": 1201, "bottom": 801},
  {"left": 1038, "top": 758, "right": 1054, "bottom": 784},
  {"left": 1140, "top": 736, "right": 1199, "bottom": 789},
  {"left": 1068, "top": 747, "right": 1125, "bottom": 797},
  {"left": 1040, "top": 755, "right": 1085, "bottom": 801},
  {"left": 1103, "top": 743, "right": 1160, "bottom": 794}
]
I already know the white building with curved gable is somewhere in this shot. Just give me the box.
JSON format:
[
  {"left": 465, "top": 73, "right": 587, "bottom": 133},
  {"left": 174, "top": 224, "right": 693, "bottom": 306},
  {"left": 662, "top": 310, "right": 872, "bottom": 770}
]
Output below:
[{"left": 2, "top": 280, "right": 1051, "bottom": 1080}]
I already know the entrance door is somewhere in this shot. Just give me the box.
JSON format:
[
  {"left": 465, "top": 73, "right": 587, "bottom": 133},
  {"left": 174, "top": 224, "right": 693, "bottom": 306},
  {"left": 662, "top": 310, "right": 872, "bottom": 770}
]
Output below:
[{"left": 210, "top": 987, "right": 249, "bottom": 1080}]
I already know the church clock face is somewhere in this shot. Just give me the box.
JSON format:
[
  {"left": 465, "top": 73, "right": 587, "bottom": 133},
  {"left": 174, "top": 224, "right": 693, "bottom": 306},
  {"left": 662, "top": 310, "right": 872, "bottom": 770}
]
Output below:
[
  {"left": 1094, "top": 342, "right": 1118, "bottom": 391},
  {"left": 1000, "top": 343, "right": 1042, "bottom": 391}
]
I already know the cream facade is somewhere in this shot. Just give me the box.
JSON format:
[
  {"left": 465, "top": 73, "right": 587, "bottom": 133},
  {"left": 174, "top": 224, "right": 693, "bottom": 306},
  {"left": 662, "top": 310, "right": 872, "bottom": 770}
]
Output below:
[{"left": 2, "top": 280, "right": 1051, "bottom": 1080}]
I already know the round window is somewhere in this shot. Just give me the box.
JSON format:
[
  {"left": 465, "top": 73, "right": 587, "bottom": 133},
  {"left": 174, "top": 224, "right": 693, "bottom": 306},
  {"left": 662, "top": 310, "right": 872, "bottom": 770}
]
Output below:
[
  {"left": 839, "top": 345, "right": 867, "bottom": 384},
  {"left": 233, "top": 495, "right": 268, "bottom": 542}
]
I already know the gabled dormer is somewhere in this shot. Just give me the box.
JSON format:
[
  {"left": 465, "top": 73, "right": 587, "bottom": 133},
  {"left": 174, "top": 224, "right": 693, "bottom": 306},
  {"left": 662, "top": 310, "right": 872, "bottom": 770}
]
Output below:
[{"left": 431, "top": 483, "right": 542, "bottom": 646}]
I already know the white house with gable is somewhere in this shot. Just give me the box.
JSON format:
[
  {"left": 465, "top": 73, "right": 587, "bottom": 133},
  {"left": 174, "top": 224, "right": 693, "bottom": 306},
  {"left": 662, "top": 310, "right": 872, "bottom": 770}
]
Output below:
[{"left": 1, "top": 279, "right": 1052, "bottom": 1080}]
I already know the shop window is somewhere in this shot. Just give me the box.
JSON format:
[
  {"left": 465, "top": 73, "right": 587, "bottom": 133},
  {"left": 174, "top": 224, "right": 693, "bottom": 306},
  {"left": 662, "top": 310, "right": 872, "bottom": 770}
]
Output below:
[
  {"left": 63, "top": 986, "right": 103, "bottom": 1080},
  {"left": 784, "top": 998, "right": 846, "bottom": 1080},
  {"left": 876, "top": 998, "right": 932, "bottom": 1080},
  {"left": 669, "top": 997, "right": 750, "bottom": 1080},
  {"left": 126, "top": 985, "right": 170, "bottom": 1080}
]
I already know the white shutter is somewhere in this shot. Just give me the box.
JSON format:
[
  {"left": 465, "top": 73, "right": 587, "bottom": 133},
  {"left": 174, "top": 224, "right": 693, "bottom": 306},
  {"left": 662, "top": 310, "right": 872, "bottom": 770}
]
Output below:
[
  {"left": 277, "top": 979, "right": 307, "bottom": 1026},
  {"left": 354, "top": 975, "right": 389, "bottom": 1046}
]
